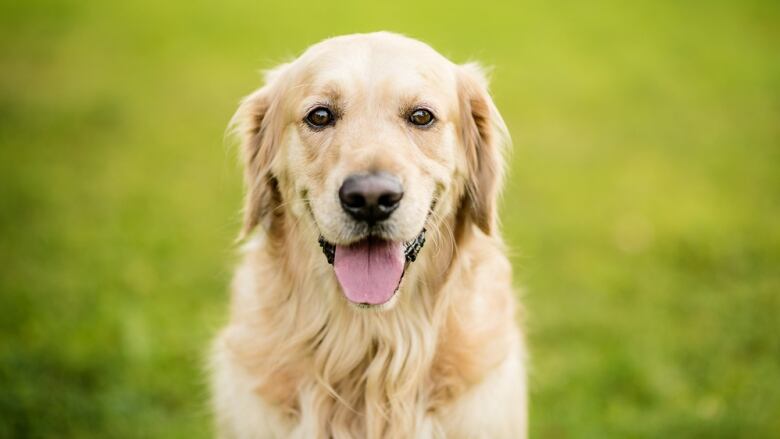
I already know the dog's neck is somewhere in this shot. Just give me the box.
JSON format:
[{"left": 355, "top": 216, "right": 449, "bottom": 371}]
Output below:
[{"left": 229, "top": 208, "right": 504, "bottom": 436}]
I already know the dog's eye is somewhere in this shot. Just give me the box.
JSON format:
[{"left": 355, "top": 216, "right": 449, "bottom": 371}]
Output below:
[
  {"left": 409, "top": 108, "right": 434, "bottom": 127},
  {"left": 305, "top": 107, "right": 334, "bottom": 128}
]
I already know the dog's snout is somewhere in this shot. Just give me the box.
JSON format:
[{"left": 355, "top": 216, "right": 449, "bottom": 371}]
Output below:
[{"left": 339, "top": 173, "right": 404, "bottom": 224}]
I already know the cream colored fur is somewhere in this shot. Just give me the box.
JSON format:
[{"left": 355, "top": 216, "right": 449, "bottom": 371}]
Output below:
[{"left": 211, "top": 32, "right": 526, "bottom": 439}]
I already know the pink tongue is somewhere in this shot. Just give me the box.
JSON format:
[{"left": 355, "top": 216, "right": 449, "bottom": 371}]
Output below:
[{"left": 334, "top": 239, "right": 405, "bottom": 305}]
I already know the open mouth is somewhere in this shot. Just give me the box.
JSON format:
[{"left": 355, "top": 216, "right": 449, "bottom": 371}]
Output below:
[{"left": 318, "top": 230, "right": 426, "bottom": 306}]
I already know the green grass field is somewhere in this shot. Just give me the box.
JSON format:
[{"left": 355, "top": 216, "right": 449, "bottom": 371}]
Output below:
[{"left": 1, "top": 0, "right": 778, "bottom": 437}]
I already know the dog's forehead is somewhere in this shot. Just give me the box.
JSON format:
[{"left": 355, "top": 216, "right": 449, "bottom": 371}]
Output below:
[{"left": 292, "top": 33, "right": 457, "bottom": 95}]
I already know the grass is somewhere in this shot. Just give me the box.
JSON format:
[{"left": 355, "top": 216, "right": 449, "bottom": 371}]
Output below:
[{"left": 1, "top": 0, "right": 778, "bottom": 437}]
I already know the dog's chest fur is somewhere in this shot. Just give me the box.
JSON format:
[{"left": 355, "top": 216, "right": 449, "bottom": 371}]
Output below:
[{"left": 217, "top": 229, "right": 517, "bottom": 438}]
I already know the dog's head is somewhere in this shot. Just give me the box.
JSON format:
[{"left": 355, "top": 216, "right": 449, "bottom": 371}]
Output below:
[{"left": 233, "top": 32, "right": 508, "bottom": 308}]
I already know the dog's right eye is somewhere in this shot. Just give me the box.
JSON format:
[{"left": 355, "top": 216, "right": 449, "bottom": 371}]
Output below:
[{"left": 305, "top": 107, "right": 334, "bottom": 128}]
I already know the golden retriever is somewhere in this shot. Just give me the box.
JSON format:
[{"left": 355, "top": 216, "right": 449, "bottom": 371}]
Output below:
[{"left": 211, "top": 32, "right": 526, "bottom": 438}]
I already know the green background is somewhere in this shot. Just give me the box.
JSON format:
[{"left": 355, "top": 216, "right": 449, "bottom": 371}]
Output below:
[{"left": 1, "top": 0, "right": 778, "bottom": 437}]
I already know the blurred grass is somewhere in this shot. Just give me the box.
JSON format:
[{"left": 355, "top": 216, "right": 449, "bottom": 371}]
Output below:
[{"left": 1, "top": 0, "right": 778, "bottom": 437}]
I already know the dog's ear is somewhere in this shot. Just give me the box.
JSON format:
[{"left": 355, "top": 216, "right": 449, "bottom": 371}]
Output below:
[
  {"left": 231, "top": 64, "right": 290, "bottom": 238},
  {"left": 457, "top": 62, "right": 510, "bottom": 235}
]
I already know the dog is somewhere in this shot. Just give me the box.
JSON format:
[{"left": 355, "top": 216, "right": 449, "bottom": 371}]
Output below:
[{"left": 211, "top": 32, "right": 526, "bottom": 438}]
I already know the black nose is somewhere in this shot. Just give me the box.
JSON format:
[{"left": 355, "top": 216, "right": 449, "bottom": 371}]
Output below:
[{"left": 339, "top": 172, "right": 404, "bottom": 224}]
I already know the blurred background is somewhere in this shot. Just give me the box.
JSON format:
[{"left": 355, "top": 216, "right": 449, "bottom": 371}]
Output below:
[{"left": 1, "top": 0, "right": 778, "bottom": 437}]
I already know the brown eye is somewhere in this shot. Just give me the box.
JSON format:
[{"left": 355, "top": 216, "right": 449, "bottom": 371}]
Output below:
[
  {"left": 305, "top": 107, "right": 333, "bottom": 128},
  {"left": 409, "top": 108, "right": 434, "bottom": 126}
]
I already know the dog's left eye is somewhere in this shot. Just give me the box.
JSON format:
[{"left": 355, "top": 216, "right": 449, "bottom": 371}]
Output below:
[
  {"left": 408, "top": 108, "right": 434, "bottom": 127},
  {"left": 305, "top": 107, "right": 334, "bottom": 128}
]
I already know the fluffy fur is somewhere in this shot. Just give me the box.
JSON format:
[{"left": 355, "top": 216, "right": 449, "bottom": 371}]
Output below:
[{"left": 211, "top": 32, "right": 526, "bottom": 438}]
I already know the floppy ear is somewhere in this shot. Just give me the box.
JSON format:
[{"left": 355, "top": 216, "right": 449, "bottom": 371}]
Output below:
[
  {"left": 457, "top": 62, "right": 510, "bottom": 235},
  {"left": 231, "top": 64, "right": 289, "bottom": 238}
]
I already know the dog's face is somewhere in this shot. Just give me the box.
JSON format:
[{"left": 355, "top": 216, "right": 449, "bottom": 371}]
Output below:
[{"left": 235, "top": 32, "right": 507, "bottom": 308}]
